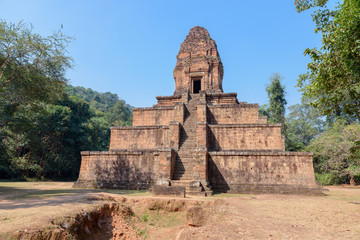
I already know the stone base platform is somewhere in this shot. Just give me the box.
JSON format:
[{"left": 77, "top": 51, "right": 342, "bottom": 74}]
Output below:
[
  {"left": 73, "top": 149, "right": 175, "bottom": 190},
  {"left": 74, "top": 149, "right": 323, "bottom": 196},
  {"left": 211, "top": 183, "right": 323, "bottom": 196},
  {"left": 208, "top": 150, "right": 323, "bottom": 195}
]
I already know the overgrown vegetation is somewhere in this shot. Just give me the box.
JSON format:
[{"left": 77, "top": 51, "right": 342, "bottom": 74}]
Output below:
[
  {"left": 307, "top": 120, "right": 360, "bottom": 184},
  {"left": 261, "top": 80, "right": 360, "bottom": 185},
  {"left": 285, "top": 98, "right": 325, "bottom": 151},
  {"left": 0, "top": 20, "right": 132, "bottom": 180},
  {"left": 295, "top": 0, "right": 360, "bottom": 121},
  {"left": 0, "top": 84, "right": 132, "bottom": 180},
  {"left": 281, "top": 0, "right": 360, "bottom": 185},
  {"left": 295, "top": 0, "right": 360, "bottom": 185}
]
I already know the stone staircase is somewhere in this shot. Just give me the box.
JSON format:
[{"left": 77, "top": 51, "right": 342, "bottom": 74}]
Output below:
[{"left": 171, "top": 94, "right": 212, "bottom": 196}]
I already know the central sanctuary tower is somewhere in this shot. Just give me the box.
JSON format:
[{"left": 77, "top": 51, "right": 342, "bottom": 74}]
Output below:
[
  {"left": 173, "top": 26, "right": 223, "bottom": 95},
  {"left": 75, "top": 26, "right": 322, "bottom": 196}
]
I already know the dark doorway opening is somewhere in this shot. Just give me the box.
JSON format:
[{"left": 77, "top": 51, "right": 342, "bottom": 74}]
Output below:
[{"left": 193, "top": 80, "right": 201, "bottom": 94}]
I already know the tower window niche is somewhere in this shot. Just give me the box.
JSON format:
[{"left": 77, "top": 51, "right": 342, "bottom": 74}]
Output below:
[{"left": 193, "top": 78, "right": 201, "bottom": 94}]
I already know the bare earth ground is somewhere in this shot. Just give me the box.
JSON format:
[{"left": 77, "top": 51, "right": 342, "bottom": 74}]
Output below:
[{"left": 0, "top": 182, "right": 360, "bottom": 240}]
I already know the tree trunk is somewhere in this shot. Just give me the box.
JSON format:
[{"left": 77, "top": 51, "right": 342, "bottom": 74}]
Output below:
[
  {"left": 26, "top": 150, "right": 31, "bottom": 178},
  {"left": 350, "top": 176, "right": 356, "bottom": 186}
]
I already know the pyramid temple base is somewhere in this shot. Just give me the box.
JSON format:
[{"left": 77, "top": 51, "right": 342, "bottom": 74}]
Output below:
[
  {"left": 74, "top": 27, "right": 323, "bottom": 196},
  {"left": 74, "top": 149, "right": 323, "bottom": 196}
]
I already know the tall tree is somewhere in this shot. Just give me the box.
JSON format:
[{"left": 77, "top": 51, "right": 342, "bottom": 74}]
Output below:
[
  {"left": 0, "top": 20, "right": 73, "bottom": 179},
  {"left": 295, "top": 0, "right": 360, "bottom": 120},
  {"left": 0, "top": 19, "right": 73, "bottom": 160},
  {"left": 0, "top": 20, "right": 73, "bottom": 107},
  {"left": 266, "top": 73, "right": 287, "bottom": 126},
  {"left": 285, "top": 98, "right": 325, "bottom": 151},
  {"left": 0, "top": 20, "right": 134, "bottom": 180}
]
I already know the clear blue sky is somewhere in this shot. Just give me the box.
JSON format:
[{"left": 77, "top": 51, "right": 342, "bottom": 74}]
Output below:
[{"left": 0, "top": 0, "right": 339, "bottom": 109}]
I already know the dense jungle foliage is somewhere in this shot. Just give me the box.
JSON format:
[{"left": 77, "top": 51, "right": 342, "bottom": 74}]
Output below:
[
  {"left": 0, "top": 85, "right": 132, "bottom": 180},
  {"left": 0, "top": 20, "right": 132, "bottom": 180}
]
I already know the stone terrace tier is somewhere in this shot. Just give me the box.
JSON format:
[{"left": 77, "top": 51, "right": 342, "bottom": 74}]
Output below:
[{"left": 75, "top": 91, "right": 322, "bottom": 196}]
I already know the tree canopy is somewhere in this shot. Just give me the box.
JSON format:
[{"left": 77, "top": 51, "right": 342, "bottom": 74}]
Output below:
[
  {"left": 294, "top": 1, "right": 360, "bottom": 185},
  {"left": 65, "top": 85, "right": 133, "bottom": 127},
  {"left": 0, "top": 20, "right": 74, "bottom": 179},
  {"left": 0, "top": 20, "right": 73, "bottom": 106},
  {"left": 0, "top": 20, "right": 133, "bottom": 180},
  {"left": 265, "top": 73, "right": 287, "bottom": 126},
  {"left": 307, "top": 119, "right": 360, "bottom": 184},
  {"left": 296, "top": 0, "right": 360, "bottom": 120},
  {"left": 285, "top": 98, "right": 325, "bottom": 151}
]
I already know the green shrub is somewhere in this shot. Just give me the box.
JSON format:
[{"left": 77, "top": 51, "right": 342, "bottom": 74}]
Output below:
[
  {"left": 141, "top": 212, "right": 149, "bottom": 223},
  {"left": 315, "top": 173, "right": 343, "bottom": 185}
]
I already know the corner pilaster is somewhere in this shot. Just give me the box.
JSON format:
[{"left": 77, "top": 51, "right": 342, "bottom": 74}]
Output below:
[
  {"left": 174, "top": 102, "right": 185, "bottom": 123},
  {"left": 156, "top": 149, "right": 175, "bottom": 186},
  {"left": 169, "top": 121, "right": 180, "bottom": 150},
  {"left": 196, "top": 122, "right": 208, "bottom": 150}
]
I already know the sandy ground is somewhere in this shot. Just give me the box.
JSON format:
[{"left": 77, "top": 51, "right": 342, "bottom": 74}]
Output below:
[
  {"left": 178, "top": 187, "right": 360, "bottom": 240},
  {"left": 0, "top": 182, "right": 360, "bottom": 239}
]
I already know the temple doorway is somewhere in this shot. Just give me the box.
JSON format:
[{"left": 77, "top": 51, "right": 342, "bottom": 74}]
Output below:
[{"left": 193, "top": 79, "right": 201, "bottom": 94}]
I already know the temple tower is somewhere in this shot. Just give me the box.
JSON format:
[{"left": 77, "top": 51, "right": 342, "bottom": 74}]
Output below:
[
  {"left": 173, "top": 26, "right": 224, "bottom": 95},
  {"left": 75, "top": 26, "right": 322, "bottom": 196}
]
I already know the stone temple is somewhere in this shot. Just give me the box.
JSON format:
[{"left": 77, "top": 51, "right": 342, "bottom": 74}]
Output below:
[{"left": 75, "top": 26, "right": 322, "bottom": 195}]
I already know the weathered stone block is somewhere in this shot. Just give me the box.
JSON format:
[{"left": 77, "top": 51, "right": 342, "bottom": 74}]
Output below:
[
  {"left": 152, "top": 185, "right": 186, "bottom": 197},
  {"left": 133, "top": 106, "right": 174, "bottom": 126},
  {"left": 109, "top": 126, "right": 170, "bottom": 150},
  {"left": 209, "top": 124, "right": 283, "bottom": 151},
  {"left": 186, "top": 206, "right": 205, "bottom": 227}
]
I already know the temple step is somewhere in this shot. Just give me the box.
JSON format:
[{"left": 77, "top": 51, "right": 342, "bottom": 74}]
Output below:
[
  {"left": 187, "top": 191, "right": 213, "bottom": 196},
  {"left": 170, "top": 180, "right": 212, "bottom": 196},
  {"left": 172, "top": 94, "right": 211, "bottom": 195}
]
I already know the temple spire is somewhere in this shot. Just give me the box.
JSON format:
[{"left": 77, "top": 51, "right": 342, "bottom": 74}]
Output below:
[{"left": 173, "top": 26, "right": 224, "bottom": 95}]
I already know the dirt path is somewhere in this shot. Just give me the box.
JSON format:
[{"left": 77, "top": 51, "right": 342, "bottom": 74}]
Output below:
[
  {"left": 0, "top": 182, "right": 98, "bottom": 237},
  {"left": 1, "top": 182, "right": 360, "bottom": 239}
]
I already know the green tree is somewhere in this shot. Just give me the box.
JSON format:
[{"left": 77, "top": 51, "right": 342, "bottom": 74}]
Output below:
[
  {"left": 295, "top": 0, "right": 360, "bottom": 185},
  {"left": 295, "top": 0, "right": 329, "bottom": 12},
  {"left": 258, "top": 104, "right": 269, "bottom": 118},
  {"left": 0, "top": 20, "right": 134, "bottom": 180},
  {"left": 107, "top": 100, "right": 133, "bottom": 127},
  {"left": 65, "top": 84, "right": 133, "bottom": 149},
  {"left": 0, "top": 20, "right": 72, "bottom": 107},
  {"left": 86, "top": 116, "right": 111, "bottom": 151},
  {"left": 296, "top": 0, "right": 360, "bottom": 120},
  {"left": 285, "top": 98, "right": 325, "bottom": 151},
  {"left": 0, "top": 20, "right": 73, "bottom": 178},
  {"left": 65, "top": 85, "right": 133, "bottom": 127},
  {"left": 306, "top": 119, "right": 360, "bottom": 185},
  {"left": 266, "top": 73, "right": 287, "bottom": 126},
  {"left": 2, "top": 96, "right": 101, "bottom": 180}
]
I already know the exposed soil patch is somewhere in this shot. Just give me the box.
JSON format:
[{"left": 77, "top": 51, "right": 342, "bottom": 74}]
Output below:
[
  {"left": 14, "top": 196, "right": 211, "bottom": 240},
  {"left": 16, "top": 202, "right": 139, "bottom": 240}
]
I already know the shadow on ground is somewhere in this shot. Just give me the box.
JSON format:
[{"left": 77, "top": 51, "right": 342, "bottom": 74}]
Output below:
[{"left": 0, "top": 182, "right": 149, "bottom": 210}]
